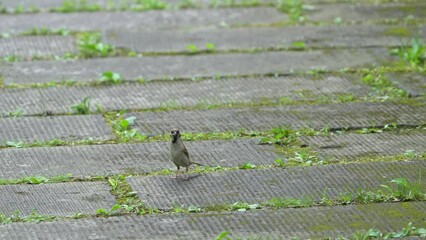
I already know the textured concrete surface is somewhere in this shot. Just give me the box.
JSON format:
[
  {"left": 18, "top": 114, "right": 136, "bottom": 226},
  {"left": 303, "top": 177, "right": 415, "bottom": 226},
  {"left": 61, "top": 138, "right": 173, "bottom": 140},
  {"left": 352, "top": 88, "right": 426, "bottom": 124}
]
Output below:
[
  {"left": 0, "top": 182, "right": 115, "bottom": 217},
  {"left": 300, "top": 130, "right": 426, "bottom": 161},
  {"left": 126, "top": 160, "right": 426, "bottom": 209},
  {"left": 0, "top": 74, "right": 369, "bottom": 115},
  {"left": 309, "top": 2, "right": 426, "bottom": 22},
  {"left": 386, "top": 72, "right": 426, "bottom": 97},
  {"left": 104, "top": 25, "right": 426, "bottom": 52},
  {"left": 0, "top": 49, "right": 390, "bottom": 84},
  {"left": 0, "top": 7, "right": 283, "bottom": 34},
  {"left": 126, "top": 102, "right": 426, "bottom": 135},
  {"left": 0, "top": 35, "right": 77, "bottom": 58},
  {"left": 0, "top": 201, "right": 424, "bottom": 239},
  {"left": 0, "top": 139, "right": 280, "bottom": 179},
  {"left": 0, "top": 115, "right": 113, "bottom": 144}
]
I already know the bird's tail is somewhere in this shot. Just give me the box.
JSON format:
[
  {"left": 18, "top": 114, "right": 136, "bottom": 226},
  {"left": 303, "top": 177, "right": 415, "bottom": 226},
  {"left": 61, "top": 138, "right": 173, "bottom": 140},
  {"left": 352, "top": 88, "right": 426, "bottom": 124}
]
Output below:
[{"left": 191, "top": 161, "right": 205, "bottom": 166}]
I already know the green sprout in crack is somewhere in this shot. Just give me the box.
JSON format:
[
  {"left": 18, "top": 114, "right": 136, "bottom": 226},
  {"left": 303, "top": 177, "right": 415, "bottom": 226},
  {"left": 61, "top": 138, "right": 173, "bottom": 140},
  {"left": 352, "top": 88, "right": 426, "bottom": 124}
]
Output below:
[
  {"left": 7, "top": 107, "right": 25, "bottom": 117},
  {"left": 361, "top": 72, "right": 407, "bottom": 100},
  {"left": 276, "top": 0, "right": 306, "bottom": 22},
  {"left": 352, "top": 222, "right": 426, "bottom": 240},
  {"left": 238, "top": 162, "right": 256, "bottom": 170},
  {"left": 110, "top": 114, "right": 148, "bottom": 142},
  {"left": 131, "top": 0, "right": 168, "bottom": 11},
  {"left": 21, "top": 27, "right": 70, "bottom": 36},
  {"left": 71, "top": 96, "right": 91, "bottom": 114},
  {"left": 390, "top": 37, "right": 426, "bottom": 68},
  {"left": 77, "top": 32, "right": 114, "bottom": 58},
  {"left": 99, "top": 71, "right": 122, "bottom": 84},
  {"left": 52, "top": 0, "right": 102, "bottom": 13}
]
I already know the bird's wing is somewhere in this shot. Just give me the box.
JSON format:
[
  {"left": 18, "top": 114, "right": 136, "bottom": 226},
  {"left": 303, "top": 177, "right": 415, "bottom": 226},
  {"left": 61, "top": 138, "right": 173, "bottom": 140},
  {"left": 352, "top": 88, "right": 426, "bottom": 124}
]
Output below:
[{"left": 183, "top": 145, "right": 189, "bottom": 159}]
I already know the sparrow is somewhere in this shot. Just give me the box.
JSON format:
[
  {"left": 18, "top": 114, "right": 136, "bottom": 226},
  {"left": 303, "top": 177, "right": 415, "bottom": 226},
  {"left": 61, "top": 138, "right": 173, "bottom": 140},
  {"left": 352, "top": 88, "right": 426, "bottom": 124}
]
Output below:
[{"left": 170, "top": 128, "right": 204, "bottom": 179}]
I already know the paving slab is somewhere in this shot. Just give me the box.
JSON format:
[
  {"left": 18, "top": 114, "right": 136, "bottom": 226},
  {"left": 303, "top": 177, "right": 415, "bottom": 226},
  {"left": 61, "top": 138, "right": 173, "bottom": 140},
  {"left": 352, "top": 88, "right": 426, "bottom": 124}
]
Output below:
[
  {"left": 309, "top": 2, "right": 426, "bottom": 22},
  {"left": 0, "top": 115, "right": 113, "bottom": 144},
  {"left": 300, "top": 130, "right": 426, "bottom": 161},
  {"left": 386, "top": 72, "right": 426, "bottom": 97},
  {"left": 0, "top": 182, "right": 115, "bottom": 217},
  {"left": 0, "top": 7, "right": 283, "bottom": 34},
  {"left": 0, "top": 49, "right": 390, "bottom": 85},
  {"left": 0, "top": 202, "right": 424, "bottom": 239},
  {"left": 126, "top": 160, "right": 426, "bottom": 209},
  {"left": 0, "top": 74, "right": 369, "bottom": 115},
  {"left": 0, "top": 139, "right": 280, "bottom": 179},
  {"left": 103, "top": 25, "right": 426, "bottom": 53},
  {"left": 126, "top": 102, "right": 426, "bottom": 135},
  {"left": 0, "top": 35, "right": 77, "bottom": 58}
]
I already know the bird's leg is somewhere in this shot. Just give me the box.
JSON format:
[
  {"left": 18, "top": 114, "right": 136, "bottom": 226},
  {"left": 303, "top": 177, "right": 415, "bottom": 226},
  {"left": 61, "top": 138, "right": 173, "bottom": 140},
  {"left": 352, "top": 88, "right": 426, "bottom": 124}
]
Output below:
[
  {"left": 184, "top": 166, "right": 190, "bottom": 180},
  {"left": 172, "top": 166, "right": 180, "bottom": 179}
]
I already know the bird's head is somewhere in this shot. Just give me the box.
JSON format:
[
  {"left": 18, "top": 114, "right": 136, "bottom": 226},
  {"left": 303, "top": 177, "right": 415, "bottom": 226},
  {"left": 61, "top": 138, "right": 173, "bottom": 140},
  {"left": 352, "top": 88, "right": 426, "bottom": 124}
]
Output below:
[{"left": 170, "top": 128, "right": 181, "bottom": 142}]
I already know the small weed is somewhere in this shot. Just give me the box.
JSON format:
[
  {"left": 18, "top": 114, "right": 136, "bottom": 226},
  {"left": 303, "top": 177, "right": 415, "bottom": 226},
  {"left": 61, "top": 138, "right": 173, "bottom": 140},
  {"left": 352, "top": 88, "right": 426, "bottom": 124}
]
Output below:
[
  {"left": 228, "top": 202, "right": 261, "bottom": 212},
  {"left": 7, "top": 108, "right": 24, "bottom": 117},
  {"left": 5, "top": 141, "right": 24, "bottom": 148},
  {"left": 352, "top": 222, "right": 426, "bottom": 240},
  {"left": 273, "top": 158, "right": 287, "bottom": 167},
  {"left": 186, "top": 44, "right": 198, "bottom": 53},
  {"left": 111, "top": 115, "right": 147, "bottom": 142},
  {"left": 77, "top": 32, "right": 114, "bottom": 58},
  {"left": 259, "top": 127, "right": 296, "bottom": 145},
  {"left": 187, "top": 205, "right": 202, "bottom": 213},
  {"left": 52, "top": 0, "right": 102, "bottom": 13},
  {"left": 276, "top": 0, "right": 305, "bottom": 22},
  {"left": 361, "top": 73, "right": 407, "bottom": 100},
  {"left": 238, "top": 162, "right": 256, "bottom": 170},
  {"left": 215, "top": 231, "right": 230, "bottom": 240},
  {"left": 0, "top": 210, "right": 56, "bottom": 224},
  {"left": 267, "top": 196, "right": 314, "bottom": 208},
  {"left": 288, "top": 150, "right": 321, "bottom": 166},
  {"left": 99, "top": 71, "right": 122, "bottom": 84},
  {"left": 403, "top": 149, "right": 421, "bottom": 158},
  {"left": 71, "top": 96, "right": 91, "bottom": 114},
  {"left": 290, "top": 41, "right": 305, "bottom": 50},
  {"left": 21, "top": 27, "right": 70, "bottom": 36},
  {"left": 205, "top": 43, "right": 216, "bottom": 51},
  {"left": 108, "top": 175, "right": 147, "bottom": 215},
  {"left": 391, "top": 37, "right": 425, "bottom": 67},
  {"left": 131, "top": 0, "right": 167, "bottom": 11}
]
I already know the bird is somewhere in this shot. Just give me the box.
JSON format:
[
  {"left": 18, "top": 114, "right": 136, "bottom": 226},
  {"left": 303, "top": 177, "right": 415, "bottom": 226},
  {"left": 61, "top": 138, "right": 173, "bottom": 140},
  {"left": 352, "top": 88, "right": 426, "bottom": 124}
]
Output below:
[{"left": 170, "top": 128, "right": 204, "bottom": 179}]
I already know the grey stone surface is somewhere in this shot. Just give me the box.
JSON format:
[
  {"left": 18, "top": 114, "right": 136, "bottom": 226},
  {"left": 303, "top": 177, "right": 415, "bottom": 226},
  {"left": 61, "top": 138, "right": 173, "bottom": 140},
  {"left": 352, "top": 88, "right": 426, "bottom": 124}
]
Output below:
[
  {"left": 0, "top": 139, "right": 280, "bottom": 179},
  {"left": 127, "top": 102, "right": 426, "bottom": 135},
  {"left": 0, "top": 49, "right": 389, "bottom": 84},
  {"left": 309, "top": 2, "right": 426, "bottom": 22},
  {"left": 386, "top": 72, "right": 426, "bottom": 97},
  {"left": 0, "top": 201, "right": 424, "bottom": 239},
  {"left": 126, "top": 160, "right": 426, "bottom": 209},
  {"left": 0, "top": 115, "right": 113, "bottom": 144},
  {"left": 0, "top": 182, "right": 115, "bottom": 217},
  {"left": 103, "top": 25, "right": 426, "bottom": 52},
  {"left": 0, "top": 35, "right": 77, "bottom": 58},
  {"left": 0, "top": 0, "right": 274, "bottom": 12},
  {"left": 300, "top": 130, "right": 426, "bottom": 161},
  {"left": 0, "top": 7, "right": 283, "bottom": 34},
  {"left": 0, "top": 74, "right": 369, "bottom": 115}
]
